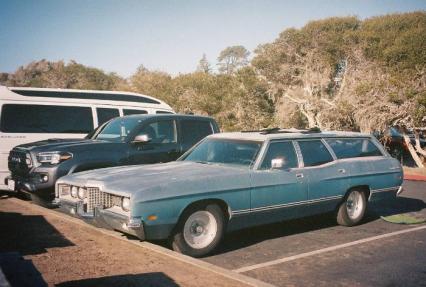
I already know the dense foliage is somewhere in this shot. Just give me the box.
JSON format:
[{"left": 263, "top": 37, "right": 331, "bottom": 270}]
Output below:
[{"left": 1, "top": 12, "right": 425, "bottom": 132}]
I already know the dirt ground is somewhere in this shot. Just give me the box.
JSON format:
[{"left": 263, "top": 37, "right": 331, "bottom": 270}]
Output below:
[{"left": 0, "top": 195, "right": 248, "bottom": 287}]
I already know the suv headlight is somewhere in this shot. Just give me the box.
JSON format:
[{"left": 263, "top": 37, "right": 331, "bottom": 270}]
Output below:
[{"left": 37, "top": 151, "right": 73, "bottom": 165}]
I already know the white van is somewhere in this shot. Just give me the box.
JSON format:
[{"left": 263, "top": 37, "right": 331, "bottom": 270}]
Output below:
[{"left": 0, "top": 86, "right": 174, "bottom": 189}]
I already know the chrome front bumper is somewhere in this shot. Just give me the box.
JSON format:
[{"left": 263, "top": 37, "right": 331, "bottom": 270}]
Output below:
[{"left": 58, "top": 198, "right": 145, "bottom": 240}]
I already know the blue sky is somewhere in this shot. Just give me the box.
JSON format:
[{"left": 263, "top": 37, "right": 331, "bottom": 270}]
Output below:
[{"left": 0, "top": 0, "right": 425, "bottom": 77}]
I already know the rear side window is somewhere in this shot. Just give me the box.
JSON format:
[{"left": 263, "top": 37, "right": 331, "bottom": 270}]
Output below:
[
  {"left": 260, "top": 141, "right": 298, "bottom": 170},
  {"left": 0, "top": 104, "right": 93, "bottom": 133},
  {"left": 123, "top": 109, "right": 148, "bottom": 116},
  {"left": 156, "top": 110, "right": 173, "bottom": 114},
  {"left": 97, "top": 108, "right": 119, "bottom": 125},
  {"left": 180, "top": 120, "right": 214, "bottom": 148},
  {"left": 326, "top": 138, "right": 383, "bottom": 159},
  {"left": 298, "top": 140, "right": 333, "bottom": 167}
]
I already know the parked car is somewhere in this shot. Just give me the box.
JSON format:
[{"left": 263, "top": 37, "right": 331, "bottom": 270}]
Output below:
[
  {"left": 0, "top": 85, "right": 174, "bottom": 190},
  {"left": 376, "top": 127, "right": 426, "bottom": 165},
  {"left": 6, "top": 114, "right": 219, "bottom": 202},
  {"left": 56, "top": 128, "right": 403, "bottom": 257}
]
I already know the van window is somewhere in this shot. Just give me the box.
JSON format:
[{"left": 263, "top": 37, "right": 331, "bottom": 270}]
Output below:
[
  {"left": 181, "top": 120, "right": 213, "bottom": 147},
  {"left": 298, "top": 140, "right": 333, "bottom": 167},
  {"left": 97, "top": 108, "right": 119, "bottom": 125},
  {"left": 0, "top": 104, "right": 93, "bottom": 133},
  {"left": 156, "top": 111, "right": 173, "bottom": 114},
  {"left": 123, "top": 109, "right": 148, "bottom": 116},
  {"left": 260, "top": 141, "right": 298, "bottom": 170},
  {"left": 325, "top": 138, "right": 383, "bottom": 159}
]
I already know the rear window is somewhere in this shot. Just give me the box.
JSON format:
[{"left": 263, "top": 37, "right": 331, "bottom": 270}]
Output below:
[
  {"left": 180, "top": 120, "right": 213, "bottom": 148},
  {"left": 325, "top": 138, "right": 383, "bottom": 159},
  {"left": 298, "top": 140, "right": 334, "bottom": 167},
  {"left": 123, "top": 109, "right": 148, "bottom": 116},
  {"left": 0, "top": 104, "right": 93, "bottom": 133},
  {"left": 97, "top": 108, "right": 120, "bottom": 125}
]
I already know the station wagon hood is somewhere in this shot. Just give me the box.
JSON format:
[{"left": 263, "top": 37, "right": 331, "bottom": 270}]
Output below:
[{"left": 59, "top": 161, "right": 250, "bottom": 200}]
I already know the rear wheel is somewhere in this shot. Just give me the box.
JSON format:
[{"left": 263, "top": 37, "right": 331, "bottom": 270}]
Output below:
[
  {"left": 171, "top": 204, "right": 224, "bottom": 257},
  {"left": 337, "top": 189, "right": 367, "bottom": 226}
]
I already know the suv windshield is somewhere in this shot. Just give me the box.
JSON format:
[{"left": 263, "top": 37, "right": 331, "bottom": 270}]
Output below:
[
  {"left": 182, "top": 138, "right": 261, "bottom": 167},
  {"left": 95, "top": 117, "right": 141, "bottom": 142}
]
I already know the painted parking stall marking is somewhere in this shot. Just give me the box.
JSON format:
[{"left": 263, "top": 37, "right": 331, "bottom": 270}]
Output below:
[{"left": 233, "top": 224, "right": 426, "bottom": 273}]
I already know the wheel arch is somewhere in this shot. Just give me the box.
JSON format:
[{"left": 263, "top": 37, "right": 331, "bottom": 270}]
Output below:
[{"left": 345, "top": 185, "right": 371, "bottom": 201}]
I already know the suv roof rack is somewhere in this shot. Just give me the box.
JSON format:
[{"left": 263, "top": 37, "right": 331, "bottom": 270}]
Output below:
[{"left": 241, "top": 127, "right": 322, "bottom": 135}]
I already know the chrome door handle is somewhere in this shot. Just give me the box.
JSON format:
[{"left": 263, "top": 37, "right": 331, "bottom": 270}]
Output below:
[
  {"left": 296, "top": 173, "right": 304, "bottom": 178},
  {"left": 338, "top": 169, "right": 346, "bottom": 173}
]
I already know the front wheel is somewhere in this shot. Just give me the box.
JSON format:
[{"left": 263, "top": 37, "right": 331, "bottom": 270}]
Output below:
[
  {"left": 171, "top": 204, "right": 225, "bottom": 257},
  {"left": 337, "top": 189, "right": 367, "bottom": 226}
]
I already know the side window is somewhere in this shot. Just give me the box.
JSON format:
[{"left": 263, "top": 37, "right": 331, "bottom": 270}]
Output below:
[
  {"left": 0, "top": 104, "right": 93, "bottom": 133},
  {"left": 156, "top": 111, "right": 173, "bottom": 114},
  {"left": 123, "top": 109, "right": 147, "bottom": 116},
  {"left": 138, "top": 120, "right": 176, "bottom": 144},
  {"left": 260, "top": 141, "right": 298, "bottom": 170},
  {"left": 97, "top": 108, "right": 119, "bottom": 125},
  {"left": 298, "top": 140, "right": 333, "bottom": 167},
  {"left": 326, "top": 138, "right": 383, "bottom": 159},
  {"left": 181, "top": 120, "right": 213, "bottom": 147}
]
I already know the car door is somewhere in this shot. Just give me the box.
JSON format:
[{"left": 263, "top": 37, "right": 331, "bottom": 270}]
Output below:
[
  {"left": 296, "top": 139, "right": 350, "bottom": 214},
  {"left": 127, "top": 119, "right": 179, "bottom": 164},
  {"left": 249, "top": 140, "right": 309, "bottom": 225}
]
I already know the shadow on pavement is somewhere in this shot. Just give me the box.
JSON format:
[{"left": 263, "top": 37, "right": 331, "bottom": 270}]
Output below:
[
  {"left": 56, "top": 272, "right": 180, "bottom": 287},
  {"left": 0, "top": 211, "right": 74, "bottom": 256},
  {"left": 0, "top": 252, "right": 47, "bottom": 287},
  {"left": 213, "top": 194, "right": 425, "bottom": 255}
]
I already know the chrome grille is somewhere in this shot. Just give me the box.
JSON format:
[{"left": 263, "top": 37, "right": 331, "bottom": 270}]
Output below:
[{"left": 87, "top": 187, "right": 113, "bottom": 213}]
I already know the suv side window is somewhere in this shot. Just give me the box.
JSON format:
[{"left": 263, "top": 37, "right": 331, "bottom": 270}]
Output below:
[
  {"left": 298, "top": 140, "right": 333, "bottom": 167},
  {"left": 181, "top": 120, "right": 213, "bottom": 148},
  {"left": 260, "top": 141, "right": 298, "bottom": 170},
  {"left": 138, "top": 120, "right": 177, "bottom": 144},
  {"left": 97, "top": 108, "right": 119, "bottom": 125},
  {"left": 0, "top": 104, "right": 93, "bottom": 133},
  {"left": 326, "top": 138, "right": 383, "bottom": 159}
]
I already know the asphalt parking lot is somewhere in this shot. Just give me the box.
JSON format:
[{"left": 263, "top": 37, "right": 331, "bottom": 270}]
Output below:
[
  {"left": 1, "top": 180, "right": 425, "bottom": 287},
  {"left": 201, "top": 180, "right": 426, "bottom": 287}
]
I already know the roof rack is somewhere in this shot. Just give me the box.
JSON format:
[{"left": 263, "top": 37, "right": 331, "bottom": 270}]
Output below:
[{"left": 241, "top": 127, "right": 322, "bottom": 135}]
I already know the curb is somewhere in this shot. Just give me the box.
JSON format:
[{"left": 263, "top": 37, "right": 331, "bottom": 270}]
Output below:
[
  {"left": 8, "top": 198, "right": 274, "bottom": 287},
  {"left": 404, "top": 174, "right": 426, "bottom": 181}
]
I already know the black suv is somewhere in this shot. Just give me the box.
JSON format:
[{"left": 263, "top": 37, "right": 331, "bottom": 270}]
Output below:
[{"left": 6, "top": 114, "right": 219, "bottom": 201}]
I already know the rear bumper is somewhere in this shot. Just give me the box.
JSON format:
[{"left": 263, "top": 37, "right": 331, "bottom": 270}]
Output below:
[
  {"left": 58, "top": 198, "right": 145, "bottom": 240},
  {"left": 369, "top": 186, "right": 400, "bottom": 202}
]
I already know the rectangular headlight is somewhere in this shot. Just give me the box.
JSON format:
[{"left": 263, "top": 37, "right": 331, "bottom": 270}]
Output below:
[{"left": 58, "top": 184, "right": 70, "bottom": 197}]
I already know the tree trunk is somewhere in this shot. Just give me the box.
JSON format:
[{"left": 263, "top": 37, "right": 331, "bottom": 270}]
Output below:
[{"left": 403, "top": 134, "right": 424, "bottom": 168}]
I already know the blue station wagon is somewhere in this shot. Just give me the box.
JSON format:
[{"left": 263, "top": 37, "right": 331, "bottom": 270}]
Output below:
[{"left": 56, "top": 128, "right": 403, "bottom": 257}]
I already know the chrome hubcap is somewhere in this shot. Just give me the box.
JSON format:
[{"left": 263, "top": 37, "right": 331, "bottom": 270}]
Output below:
[
  {"left": 183, "top": 210, "right": 217, "bottom": 249},
  {"left": 346, "top": 190, "right": 363, "bottom": 220}
]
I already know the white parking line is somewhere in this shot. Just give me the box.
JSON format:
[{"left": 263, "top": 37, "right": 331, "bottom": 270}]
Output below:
[{"left": 233, "top": 224, "right": 426, "bottom": 273}]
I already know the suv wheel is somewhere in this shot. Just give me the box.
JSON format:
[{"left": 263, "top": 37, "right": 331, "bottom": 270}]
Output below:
[
  {"left": 171, "top": 204, "right": 224, "bottom": 257},
  {"left": 337, "top": 189, "right": 367, "bottom": 226}
]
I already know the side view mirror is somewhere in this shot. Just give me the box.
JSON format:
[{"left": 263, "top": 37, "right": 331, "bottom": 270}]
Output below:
[
  {"left": 132, "top": 134, "right": 151, "bottom": 144},
  {"left": 271, "top": 158, "right": 284, "bottom": 169}
]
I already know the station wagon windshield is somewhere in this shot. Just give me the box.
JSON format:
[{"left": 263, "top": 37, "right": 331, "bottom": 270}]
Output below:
[
  {"left": 182, "top": 138, "right": 261, "bottom": 167},
  {"left": 95, "top": 117, "right": 141, "bottom": 142}
]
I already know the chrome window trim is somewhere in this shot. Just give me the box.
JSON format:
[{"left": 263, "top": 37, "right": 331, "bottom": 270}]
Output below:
[{"left": 232, "top": 195, "right": 343, "bottom": 215}]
